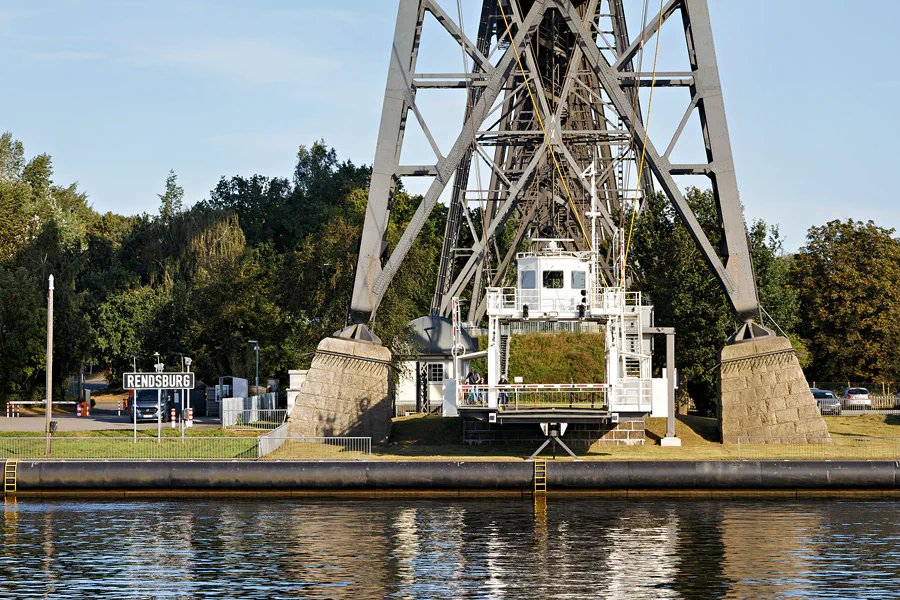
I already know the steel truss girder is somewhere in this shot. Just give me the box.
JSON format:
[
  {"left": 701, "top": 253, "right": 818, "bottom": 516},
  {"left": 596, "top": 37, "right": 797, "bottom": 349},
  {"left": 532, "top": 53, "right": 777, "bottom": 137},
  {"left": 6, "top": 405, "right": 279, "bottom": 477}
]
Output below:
[{"left": 348, "top": 0, "right": 761, "bottom": 331}]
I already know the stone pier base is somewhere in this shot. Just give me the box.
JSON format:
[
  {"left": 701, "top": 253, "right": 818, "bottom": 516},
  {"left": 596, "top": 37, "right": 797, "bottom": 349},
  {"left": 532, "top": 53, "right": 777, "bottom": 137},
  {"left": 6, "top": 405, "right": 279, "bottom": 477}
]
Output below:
[
  {"left": 287, "top": 336, "right": 392, "bottom": 443},
  {"left": 719, "top": 336, "right": 828, "bottom": 444}
]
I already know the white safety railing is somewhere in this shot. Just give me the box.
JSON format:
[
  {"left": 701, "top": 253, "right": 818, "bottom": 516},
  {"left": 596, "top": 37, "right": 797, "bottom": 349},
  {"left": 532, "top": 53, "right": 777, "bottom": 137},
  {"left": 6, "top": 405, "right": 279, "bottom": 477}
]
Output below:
[
  {"left": 0, "top": 435, "right": 372, "bottom": 461},
  {"left": 591, "top": 287, "right": 642, "bottom": 313},
  {"left": 737, "top": 436, "right": 900, "bottom": 460},
  {"left": 487, "top": 286, "right": 643, "bottom": 316},
  {"left": 611, "top": 379, "right": 653, "bottom": 412},
  {"left": 459, "top": 384, "right": 609, "bottom": 409}
]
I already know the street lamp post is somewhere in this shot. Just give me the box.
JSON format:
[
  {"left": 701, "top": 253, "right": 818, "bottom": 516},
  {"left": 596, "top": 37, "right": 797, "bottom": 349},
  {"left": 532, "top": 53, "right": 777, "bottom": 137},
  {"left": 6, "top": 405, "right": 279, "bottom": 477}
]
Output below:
[
  {"left": 184, "top": 357, "right": 192, "bottom": 434},
  {"left": 45, "top": 275, "right": 54, "bottom": 455},
  {"left": 153, "top": 352, "right": 163, "bottom": 443},
  {"left": 248, "top": 340, "right": 259, "bottom": 397}
]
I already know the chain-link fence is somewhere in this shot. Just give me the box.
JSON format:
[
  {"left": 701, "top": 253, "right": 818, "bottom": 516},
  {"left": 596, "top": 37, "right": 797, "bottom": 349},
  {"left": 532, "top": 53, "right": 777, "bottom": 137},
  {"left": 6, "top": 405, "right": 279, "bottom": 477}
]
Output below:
[
  {"left": 737, "top": 436, "right": 900, "bottom": 460},
  {"left": 812, "top": 382, "right": 900, "bottom": 397},
  {"left": 0, "top": 436, "right": 371, "bottom": 461}
]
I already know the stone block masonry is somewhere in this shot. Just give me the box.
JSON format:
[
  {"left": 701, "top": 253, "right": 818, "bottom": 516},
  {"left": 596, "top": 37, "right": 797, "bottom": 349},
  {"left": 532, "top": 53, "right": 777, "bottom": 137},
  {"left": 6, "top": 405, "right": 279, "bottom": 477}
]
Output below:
[
  {"left": 719, "top": 335, "right": 828, "bottom": 444},
  {"left": 287, "top": 336, "right": 392, "bottom": 443}
]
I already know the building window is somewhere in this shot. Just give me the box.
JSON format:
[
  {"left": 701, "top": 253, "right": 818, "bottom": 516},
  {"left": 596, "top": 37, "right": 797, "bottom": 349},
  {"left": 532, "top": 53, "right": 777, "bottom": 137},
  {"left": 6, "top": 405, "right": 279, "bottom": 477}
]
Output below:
[
  {"left": 543, "top": 270, "right": 564, "bottom": 289},
  {"left": 521, "top": 270, "right": 536, "bottom": 289},
  {"left": 427, "top": 363, "right": 444, "bottom": 382},
  {"left": 571, "top": 271, "right": 586, "bottom": 289}
]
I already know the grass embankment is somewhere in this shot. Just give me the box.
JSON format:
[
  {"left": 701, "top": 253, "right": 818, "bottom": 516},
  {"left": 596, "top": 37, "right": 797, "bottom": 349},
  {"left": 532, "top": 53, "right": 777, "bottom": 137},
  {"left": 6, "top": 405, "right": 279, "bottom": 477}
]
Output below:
[
  {"left": 4, "top": 413, "right": 900, "bottom": 461},
  {"left": 0, "top": 429, "right": 259, "bottom": 438},
  {"left": 377, "top": 413, "right": 900, "bottom": 461}
]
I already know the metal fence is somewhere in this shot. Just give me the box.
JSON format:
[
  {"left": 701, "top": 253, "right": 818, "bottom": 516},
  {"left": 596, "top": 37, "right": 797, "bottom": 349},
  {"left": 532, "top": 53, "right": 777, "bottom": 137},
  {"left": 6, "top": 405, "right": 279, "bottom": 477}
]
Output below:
[
  {"left": 222, "top": 409, "right": 287, "bottom": 430},
  {"left": 459, "top": 384, "right": 608, "bottom": 409},
  {"left": 812, "top": 382, "right": 900, "bottom": 396},
  {"left": 221, "top": 393, "right": 282, "bottom": 429},
  {"left": 0, "top": 436, "right": 372, "bottom": 461},
  {"left": 737, "top": 436, "right": 900, "bottom": 460}
]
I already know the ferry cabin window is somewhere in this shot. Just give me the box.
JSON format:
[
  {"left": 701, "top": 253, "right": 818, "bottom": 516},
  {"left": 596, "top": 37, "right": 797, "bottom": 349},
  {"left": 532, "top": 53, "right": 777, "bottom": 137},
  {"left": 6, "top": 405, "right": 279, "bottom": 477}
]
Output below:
[
  {"left": 521, "top": 270, "right": 536, "bottom": 289},
  {"left": 427, "top": 363, "right": 444, "bottom": 383},
  {"left": 543, "top": 270, "right": 564, "bottom": 289},
  {"left": 571, "top": 271, "right": 586, "bottom": 289}
]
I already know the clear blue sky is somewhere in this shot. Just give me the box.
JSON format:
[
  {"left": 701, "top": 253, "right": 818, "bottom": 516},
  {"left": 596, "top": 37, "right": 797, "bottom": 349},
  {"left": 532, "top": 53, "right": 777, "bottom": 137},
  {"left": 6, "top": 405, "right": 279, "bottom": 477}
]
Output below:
[{"left": 1, "top": 1, "right": 898, "bottom": 251}]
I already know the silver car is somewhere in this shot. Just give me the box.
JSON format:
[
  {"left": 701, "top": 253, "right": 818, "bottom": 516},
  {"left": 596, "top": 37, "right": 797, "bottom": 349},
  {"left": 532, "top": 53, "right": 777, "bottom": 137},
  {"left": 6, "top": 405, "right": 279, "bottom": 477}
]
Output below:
[
  {"left": 843, "top": 387, "right": 872, "bottom": 408},
  {"left": 811, "top": 389, "right": 841, "bottom": 415}
]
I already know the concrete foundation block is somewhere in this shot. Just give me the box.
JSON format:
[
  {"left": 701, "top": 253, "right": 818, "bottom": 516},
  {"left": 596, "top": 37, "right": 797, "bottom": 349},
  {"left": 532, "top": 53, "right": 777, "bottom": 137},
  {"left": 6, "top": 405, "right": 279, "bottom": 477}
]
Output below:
[
  {"left": 719, "top": 336, "right": 828, "bottom": 444},
  {"left": 287, "top": 336, "right": 392, "bottom": 443}
]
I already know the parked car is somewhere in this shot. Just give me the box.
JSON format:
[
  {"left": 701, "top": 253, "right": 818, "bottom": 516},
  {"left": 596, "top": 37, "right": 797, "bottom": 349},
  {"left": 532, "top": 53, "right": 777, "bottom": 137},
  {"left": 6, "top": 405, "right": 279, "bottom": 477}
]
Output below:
[
  {"left": 130, "top": 390, "right": 174, "bottom": 422},
  {"left": 811, "top": 388, "right": 841, "bottom": 415},
  {"left": 843, "top": 387, "right": 872, "bottom": 408}
]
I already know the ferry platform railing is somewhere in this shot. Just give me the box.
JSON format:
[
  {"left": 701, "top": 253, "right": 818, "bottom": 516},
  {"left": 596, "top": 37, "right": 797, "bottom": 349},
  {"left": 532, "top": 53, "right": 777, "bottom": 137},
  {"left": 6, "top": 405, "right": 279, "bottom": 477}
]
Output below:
[{"left": 459, "top": 384, "right": 609, "bottom": 410}]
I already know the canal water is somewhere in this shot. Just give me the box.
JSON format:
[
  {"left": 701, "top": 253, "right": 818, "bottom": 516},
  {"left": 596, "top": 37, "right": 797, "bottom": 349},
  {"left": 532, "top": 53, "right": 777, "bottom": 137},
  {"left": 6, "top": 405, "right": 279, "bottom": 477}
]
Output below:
[{"left": 2, "top": 497, "right": 899, "bottom": 598}]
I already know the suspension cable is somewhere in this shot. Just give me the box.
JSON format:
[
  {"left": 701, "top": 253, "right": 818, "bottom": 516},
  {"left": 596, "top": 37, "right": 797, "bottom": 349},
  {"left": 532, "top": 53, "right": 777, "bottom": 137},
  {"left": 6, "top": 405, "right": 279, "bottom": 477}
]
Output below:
[{"left": 623, "top": 0, "right": 665, "bottom": 270}]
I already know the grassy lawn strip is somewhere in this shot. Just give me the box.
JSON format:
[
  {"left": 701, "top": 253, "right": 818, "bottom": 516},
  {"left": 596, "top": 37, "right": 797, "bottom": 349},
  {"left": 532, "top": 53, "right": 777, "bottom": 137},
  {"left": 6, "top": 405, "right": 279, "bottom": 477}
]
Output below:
[
  {"left": 0, "top": 428, "right": 260, "bottom": 438},
  {"left": 372, "top": 413, "right": 900, "bottom": 461},
  {"left": 2, "top": 413, "right": 900, "bottom": 461}
]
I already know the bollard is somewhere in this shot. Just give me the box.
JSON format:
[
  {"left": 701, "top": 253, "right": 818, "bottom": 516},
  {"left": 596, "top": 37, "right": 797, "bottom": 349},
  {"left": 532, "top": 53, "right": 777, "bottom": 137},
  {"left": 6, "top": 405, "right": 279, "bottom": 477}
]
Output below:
[
  {"left": 170, "top": 409, "right": 176, "bottom": 428},
  {"left": 188, "top": 408, "right": 194, "bottom": 428},
  {"left": 5, "top": 404, "right": 9, "bottom": 418},
  {"left": 117, "top": 400, "right": 121, "bottom": 416},
  {"left": 85, "top": 402, "right": 90, "bottom": 417},
  {"left": 76, "top": 404, "right": 82, "bottom": 417}
]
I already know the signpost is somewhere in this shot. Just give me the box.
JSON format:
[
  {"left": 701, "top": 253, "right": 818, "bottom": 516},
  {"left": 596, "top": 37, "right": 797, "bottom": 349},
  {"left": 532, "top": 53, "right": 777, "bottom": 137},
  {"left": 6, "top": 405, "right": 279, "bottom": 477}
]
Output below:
[
  {"left": 124, "top": 370, "right": 195, "bottom": 444},
  {"left": 123, "top": 372, "right": 195, "bottom": 390}
]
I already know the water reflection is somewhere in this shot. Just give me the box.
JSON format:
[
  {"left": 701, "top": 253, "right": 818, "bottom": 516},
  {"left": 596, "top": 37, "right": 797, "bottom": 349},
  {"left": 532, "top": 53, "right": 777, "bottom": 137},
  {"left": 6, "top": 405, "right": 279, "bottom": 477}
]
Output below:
[{"left": 1, "top": 497, "right": 900, "bottom": 598}]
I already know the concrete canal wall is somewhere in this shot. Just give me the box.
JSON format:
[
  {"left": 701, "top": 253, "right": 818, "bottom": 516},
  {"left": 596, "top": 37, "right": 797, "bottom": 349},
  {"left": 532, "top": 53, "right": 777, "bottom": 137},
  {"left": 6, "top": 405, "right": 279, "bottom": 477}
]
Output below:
[{"left": 9, "top": 460, "right": 900, "bottom": 496}]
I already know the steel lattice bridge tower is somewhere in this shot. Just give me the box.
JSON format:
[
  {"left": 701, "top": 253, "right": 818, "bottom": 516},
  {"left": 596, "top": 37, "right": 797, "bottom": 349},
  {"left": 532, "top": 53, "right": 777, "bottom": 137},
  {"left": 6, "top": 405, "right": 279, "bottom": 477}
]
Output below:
[{"left": 344, "top": 0, "right": 769, "bottom": 342}]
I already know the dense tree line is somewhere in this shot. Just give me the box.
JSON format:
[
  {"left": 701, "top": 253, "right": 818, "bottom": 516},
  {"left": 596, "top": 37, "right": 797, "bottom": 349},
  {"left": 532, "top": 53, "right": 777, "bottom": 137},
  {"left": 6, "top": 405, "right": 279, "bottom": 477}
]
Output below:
[
  {"left": 0, "top": 134, "right": 443, "bottom": 399},
  {"left": 629, "top": 190, "right": 900, "bottom": 415},
  {"left": 2, "top": 131, "right": 898, "bottom": 414}
]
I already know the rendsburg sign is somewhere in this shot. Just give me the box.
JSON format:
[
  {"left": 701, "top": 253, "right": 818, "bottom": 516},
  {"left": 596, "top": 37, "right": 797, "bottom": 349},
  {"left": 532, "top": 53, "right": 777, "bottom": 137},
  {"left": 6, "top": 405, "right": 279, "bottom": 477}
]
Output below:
[{"left": 123, "top": 372, "right": 195, "bottom": 390}]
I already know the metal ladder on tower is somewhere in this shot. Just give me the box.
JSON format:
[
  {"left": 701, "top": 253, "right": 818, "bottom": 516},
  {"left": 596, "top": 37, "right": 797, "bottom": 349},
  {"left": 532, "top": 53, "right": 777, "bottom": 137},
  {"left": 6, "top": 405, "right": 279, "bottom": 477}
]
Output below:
[
  {"left": 499, "top": 331, "right": 510, "bottom": 378},
  {"left": 622, "top": 312, "right": 642, "bottom": 377}
]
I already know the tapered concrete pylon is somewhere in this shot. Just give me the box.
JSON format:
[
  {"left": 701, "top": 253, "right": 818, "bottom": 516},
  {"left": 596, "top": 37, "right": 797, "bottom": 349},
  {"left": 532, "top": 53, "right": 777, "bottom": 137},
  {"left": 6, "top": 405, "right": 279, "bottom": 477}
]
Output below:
[
  {"left": 287, "top": 336, "right": 392, "bottom": 443},
  {"left": 718, "top": 336, "right": 828, "bottom": 444}
]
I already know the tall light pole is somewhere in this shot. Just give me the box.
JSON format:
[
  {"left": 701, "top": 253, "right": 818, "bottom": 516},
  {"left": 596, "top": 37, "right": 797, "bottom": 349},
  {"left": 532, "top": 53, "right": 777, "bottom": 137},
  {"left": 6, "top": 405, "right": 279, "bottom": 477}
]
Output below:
[
  {"left": 184, "top": 357, "right": 192, "bottom": 432},
  {"left": 133, "top": 354, "right": 138, "bottom": 442},
  {"left": 153, "top": 352, "right": 163, "bottom": 443},
  {"left": 248, "top": 340, "right": 259, "bottom": 397},
  {"left": 45, "top": 275, "right": 54, "bottom": 455}
]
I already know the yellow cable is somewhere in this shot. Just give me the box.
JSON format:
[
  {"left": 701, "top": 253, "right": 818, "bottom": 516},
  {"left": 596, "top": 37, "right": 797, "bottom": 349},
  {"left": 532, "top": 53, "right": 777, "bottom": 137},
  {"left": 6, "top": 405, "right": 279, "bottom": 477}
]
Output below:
[
  {"left": 623, "top": 0, "right": 665, "bottom": 270},
  {"left": 497, "top": 1, "right": 592, "bottom": 250}
]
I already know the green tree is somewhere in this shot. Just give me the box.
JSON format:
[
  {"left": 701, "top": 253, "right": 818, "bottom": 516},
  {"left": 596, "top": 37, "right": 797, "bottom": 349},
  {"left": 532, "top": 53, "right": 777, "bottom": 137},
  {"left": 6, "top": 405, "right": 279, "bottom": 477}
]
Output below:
[
  {"left": 628, "top": 189, "right": 796, "bottom": 415},
  {"left": 790, "top": 219, "right": 900, "bottom": 382},
  {"left": 158, "top": 170, "right": 184, "bottom": 223}
]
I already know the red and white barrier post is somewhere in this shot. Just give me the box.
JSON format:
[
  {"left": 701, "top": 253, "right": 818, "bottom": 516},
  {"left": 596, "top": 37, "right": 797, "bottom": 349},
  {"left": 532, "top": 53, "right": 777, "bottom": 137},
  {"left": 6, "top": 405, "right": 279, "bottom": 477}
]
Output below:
[
  {"left": 170, "top": 408, "right": 176, "bottom": 428},
  {"left": 188, "top": 408, "right": 194, "bottom": 428},
  {"left": 76, "top": 403, "right": 82, "bottom": 417}
]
